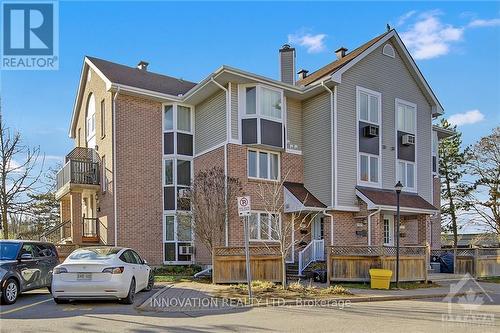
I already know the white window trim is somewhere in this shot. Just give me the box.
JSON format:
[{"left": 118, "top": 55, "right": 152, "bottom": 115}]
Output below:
[
  {"left": 248, "top": 211, "right": 281, "bottom": 242},
  {"left": 383, "top": 215, "right": 395, "bottom": 246},
  {"left": 247, "top": 148, "right": 281, "bottom": 181},
  {"left": 239, "top": 84, "right": 285, "bottom": 147},
  {"left": 358, "top": 152, "right": 381, "bottom": 187},
  {"left": 395, "top": 98, "right": 417, "bottom": 135},
  {"left": 397, "top": 159, "right": 417, "bottom": 193},
  {"left": 86, "top": 93, "right": 96, "bottom": 141},
  {"left": 382, "top": 44, "right": 395, "bottom": 58},
  {"left": 163, "top": 103, "right": 194, "bottom": 136},
  {"left": 356, "top": 86, "right": 381, "bottom": 126},
  {"left": 162, "top": 213, "right": 194, "bottom": 264},
  {"left": 394, "top": 98, "right": 418, "bottom": 191},
  {"left": 162, "top": 157, "right": 193, "bottom": 213},
  {"left": 356, "top": 86, "right": 382, "bottom": 188}
]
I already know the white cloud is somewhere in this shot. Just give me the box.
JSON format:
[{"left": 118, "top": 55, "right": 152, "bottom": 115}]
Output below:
[
  {"left": 397, "top": 10, "right": 417, "bottom": 26},
  {"left": 400, "top": 11, "right": 464, "bottom": 60},
  {"left": 468, "top": 18, "right": 500, "bottom": 28},
  {"left": 288, "top": 32, "right": 327, "bottom": 54},
  {"left": 448, "top": 109, "right": 485, "bottom": 126},
  {"left": 6, "top": 159, "right": 25, "bottom": 173}
]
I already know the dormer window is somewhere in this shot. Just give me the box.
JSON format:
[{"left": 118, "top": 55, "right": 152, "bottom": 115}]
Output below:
[{"left": 240, "top": 84, "right": 284, "bottom": 148}]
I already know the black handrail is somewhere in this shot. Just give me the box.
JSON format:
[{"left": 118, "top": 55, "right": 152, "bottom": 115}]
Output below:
[{"left": 39, "top": 219, "right": 71, "bottom": 243}]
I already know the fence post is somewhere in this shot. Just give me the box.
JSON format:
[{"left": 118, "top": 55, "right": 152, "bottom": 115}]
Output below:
[
  {"left": 425, "top": 243, "right": 430, "bottom": 283},
  {"left": 326, "top": 247, "right": 331, "bottom": 285},
  {"left": 473, "top": 248, "right": 479, "bottom": 278}
]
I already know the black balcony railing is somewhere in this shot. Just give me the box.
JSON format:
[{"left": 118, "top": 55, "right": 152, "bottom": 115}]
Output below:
[
  {"left": 82, "top": 217, "right": 99, "bottom": 239},
  {"left": 56, "top": 148, "right": 100, "bottom": 191}
]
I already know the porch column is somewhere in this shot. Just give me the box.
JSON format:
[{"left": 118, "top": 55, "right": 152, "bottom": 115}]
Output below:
[
  {"left": 70, "top": 192, "right": 83, "bottom": 245},
  {"left": 370, "top": 212, "right": 384, "bottom": 246},
  {"left": 417, "top": 214, "right": 429, "bottom": 245}
]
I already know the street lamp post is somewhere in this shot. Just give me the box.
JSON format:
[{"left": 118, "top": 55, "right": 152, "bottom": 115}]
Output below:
[{"left": 394, "top": 181, "right": 403, "bottom": 289}]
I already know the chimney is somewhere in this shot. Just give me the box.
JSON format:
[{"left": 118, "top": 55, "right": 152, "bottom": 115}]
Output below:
[
  {"left": 137, "top": 60, "right": 149, "bottom": 71},
  {"left": 279, "top": 44, "right": 296, "bottom": 85},
  {"left": 297, "top": 69, "right": 309, "bottom": 81},
  {"left": 335, "top": 47, "right": 348, "bottom": 60}
]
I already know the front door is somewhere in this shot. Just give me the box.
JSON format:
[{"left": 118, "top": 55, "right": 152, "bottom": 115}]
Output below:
[
  {"left": 312, "top": 216, "right": 324, "bottom": 240},
  {"left": 383, "top": 215, "right": 394, "bottom": 246}
]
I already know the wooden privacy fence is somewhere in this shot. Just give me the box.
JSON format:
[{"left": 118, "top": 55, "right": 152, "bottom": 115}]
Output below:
[
  {"left": 431, "top": 248, "right": 500, "bottom": 278},
  {"left": 213, "top": 246, "right": 282, "bottom": 284},
  {"left": 327, "top": 245, "right": 428, "bottom": 283}
]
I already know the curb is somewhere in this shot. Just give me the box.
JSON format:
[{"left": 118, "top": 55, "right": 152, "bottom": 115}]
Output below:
[{"left": 136, "top": 284, "right": 172, "bottom": 310}]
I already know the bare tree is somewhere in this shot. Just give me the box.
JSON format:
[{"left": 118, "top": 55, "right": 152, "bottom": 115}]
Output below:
[
  {"left": 188, "top": 166, "right": 242, "bottom": 259},
  {"left": 255, "top": 171, "right": 318, "bottom": 288},
  {"left": 462, "top": 127, "right": 500, "bottom": 234},
  {"left": 0, "top": 109, "right": 44, "bottom": 239}
]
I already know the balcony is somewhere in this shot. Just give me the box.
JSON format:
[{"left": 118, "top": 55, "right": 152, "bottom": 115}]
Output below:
[{"left": 55, "top": 147, "right": 100, "bottom": 200}]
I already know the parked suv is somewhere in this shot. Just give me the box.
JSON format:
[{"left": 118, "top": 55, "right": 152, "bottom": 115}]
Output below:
[{"left": 0, "top": 240, "right": 59, "bottom": 305}]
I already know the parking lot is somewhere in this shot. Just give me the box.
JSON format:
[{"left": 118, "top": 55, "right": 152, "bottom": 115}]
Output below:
[{"left": 1, "top": 282, "right": 500, "bottom": 333}]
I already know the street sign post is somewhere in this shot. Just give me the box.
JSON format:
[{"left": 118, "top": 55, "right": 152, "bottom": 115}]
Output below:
[{"left": 237, "top": 196, "right": 253, "bottom": 301}]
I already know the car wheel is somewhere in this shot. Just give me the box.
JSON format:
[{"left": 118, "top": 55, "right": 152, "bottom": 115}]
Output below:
[
  {"left": 144, "top": 272, "right": 154, "bottom": 291},
  {"left": 119, "top": 278, "right": 135, "bottom": 304},
  {"left": 53, "top": 298, "right": 69, "bottom": 304},
  {"left": 1, "top": 278, "right": 19, "bottom": 305}
]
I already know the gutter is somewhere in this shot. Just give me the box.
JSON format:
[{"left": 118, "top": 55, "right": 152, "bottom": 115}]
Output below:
[
  {"left": 367, "top": 208, "right": 381, "bottom": 246},
  {"left": 322, "top": 210, "right": 334, "bottom": 246},
  {"left": 113, "top": 87, "right": 120, "bottom": 246},
  {"left": 210, "top": 77, "right": 229, "bottom": 247}
]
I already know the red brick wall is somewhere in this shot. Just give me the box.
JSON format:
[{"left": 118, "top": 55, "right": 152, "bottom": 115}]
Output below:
[
  {"left": 431, "top": 176, "right": 441, "bottom": 249},
  {"left": 115, "top": 94, "right": 164, "bottom": 265}
]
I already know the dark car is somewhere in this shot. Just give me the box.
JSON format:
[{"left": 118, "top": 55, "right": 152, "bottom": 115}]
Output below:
[{"left": 0, "top": 240, "right": 59, "bottom": 305}]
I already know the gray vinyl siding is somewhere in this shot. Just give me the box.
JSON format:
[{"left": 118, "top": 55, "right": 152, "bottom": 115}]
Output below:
[
  {"left": 336, "top": 40, "right": 433, "bottom": 205},
  {"left": 302, "top": 91, "right": 332, "bottom": 206},
  {"left": 286, "top": 97, "right": 303, "bottom": 151},
  {"left": 194, "top": 89, "right": 226, "bottom": 154},
  {"left": 231, "top": 82, "right": 239, "bottom": 140}
]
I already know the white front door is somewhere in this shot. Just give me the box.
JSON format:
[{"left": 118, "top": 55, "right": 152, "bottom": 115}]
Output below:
[
  {"left": 383, "top": 215, "right": 394, "bottom": 246},
  {"left": 312, "top": 216, "right": 323, "bottom": 240}
]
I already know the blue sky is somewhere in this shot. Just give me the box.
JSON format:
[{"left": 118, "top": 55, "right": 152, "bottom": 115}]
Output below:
[{"left": 1, "top": 0, "right": 499, "bottom": 170}]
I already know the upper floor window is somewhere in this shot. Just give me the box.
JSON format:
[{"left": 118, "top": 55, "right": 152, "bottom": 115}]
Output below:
[
  {"left": 357, "top": 87, "right": 380, "bottom": 125},
  {"left": 243, "top": 85, "right": 282, "bottom": 121},
  {"left": 163, "top": 104, "right": 192, "bottom": 133},
  {"left": 100, "top": 99, "right": 106, "bottom": 138},
  {"left": 86, "top": 93, "right": 96, "bottom": 139},
  {"left": 397, "top": 160, "right": 416, "bottom": 191},
  {"left": 248, "top": 149, "right": 279, "bottom": 180},
  {"left": 397, "top": 100, "right": 416, "bottom": 134},
  {"left": 359, "top": 153, "right": 379, "bottom": 185}
]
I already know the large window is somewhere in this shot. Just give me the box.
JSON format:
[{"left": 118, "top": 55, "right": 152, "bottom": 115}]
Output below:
[
  {"left": 397, "top": 160, "right": 415, "bottom": 191},
  {"left": 163, "top": 214, "right": 192, "bottom": 263},
  {"left": 248, "top": 149, "right": 279, "bottom": 180},
  {"left": 163, "top": 158, "right": 192, "bottom": 211},
  {"left": 86, "top": 93, "right": 96, "bottom": 140},
  {"left": 177, "top": 105, "right": 191, "bottom": 132},
  {"left": 243, "top": 85, "right": 282, "bottom": 121},
  {"left": 359, "top": 153, "right": 379, "bottom": 184},
  {"left": 100, "top": 99, "right": 106, "bottom": 138},
  {"left": 358, "top": 88, "right": 380, "bottom": 124},
  {"left": 397, "top": 100, "right": 416, "bottom": 134},
  {"left": 249, "top": 212, "right": 280, "bottom": 241}
]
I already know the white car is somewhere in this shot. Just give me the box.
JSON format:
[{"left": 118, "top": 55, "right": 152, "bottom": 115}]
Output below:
[{"left": 51, "top": 247, "right": 153, "bottom": 304}]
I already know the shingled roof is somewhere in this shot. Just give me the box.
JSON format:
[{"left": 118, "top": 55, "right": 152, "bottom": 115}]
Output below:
[
  {"left": 284, "top": 182, "right": 327, "bottom": 208},
  {"left": 297, "top": 30, "right": 391, "bottom": 86},
  {"left": 87, "top": 56, "right": 197, "bottom": 96},
  {"left": 356, "top": 186, "right": 438, "bottom": 212}
]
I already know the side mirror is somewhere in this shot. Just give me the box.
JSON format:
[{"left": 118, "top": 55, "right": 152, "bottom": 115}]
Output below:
[
  {"left": 20, "top": 253, "right": 33, "bottom": 260},
  {"left": 143, "top": 259, "right": 148, "bottom": 265}
]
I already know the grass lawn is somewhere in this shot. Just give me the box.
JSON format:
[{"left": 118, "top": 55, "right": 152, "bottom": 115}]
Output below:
[
  {"left": 478, "top": 276, "right": 500, "bottom": 283},
  {"left": 338, "top": 281, "right": 439, "bottom": 290}
]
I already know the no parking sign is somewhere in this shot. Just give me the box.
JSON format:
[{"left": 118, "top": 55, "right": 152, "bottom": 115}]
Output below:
[{"left": 237, "top": 196, "right": 251, "bottom": 217}]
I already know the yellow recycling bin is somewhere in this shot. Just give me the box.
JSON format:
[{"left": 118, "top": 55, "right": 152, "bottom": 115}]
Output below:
[{"left": 369, "top": 269, "right": 392, "bottom": 290}]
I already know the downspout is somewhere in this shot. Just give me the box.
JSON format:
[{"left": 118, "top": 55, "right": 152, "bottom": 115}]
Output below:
[
  {"left": 210, "top": 77, "right": 229, "bottom": 246},
  {"left": 321, "top": 82, "right": 337, "bottom": 208},
  {"left": 367, "top": 208, "right": 381, "bottom": 246},
  {"left": 112, "top": 87, "right": 120, "bottom": 246},
  {"left": 322, "top": 210, "right": 334, "bottom": 246}
]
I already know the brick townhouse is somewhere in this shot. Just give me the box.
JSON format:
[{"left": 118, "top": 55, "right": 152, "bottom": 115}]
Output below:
[{"left": 54, "top": 28, "right": 453, "bottom": 268}]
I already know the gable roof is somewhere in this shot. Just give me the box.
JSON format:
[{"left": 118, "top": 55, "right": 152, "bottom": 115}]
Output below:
[
  {"left": 298, "top": 31, "right": 390, "bottom": 86},
  {"left": 284, "top": 182, "right": 327, "bottom": 208},
  {"left": 86, "top": 56, "right": 197, "bottom": 96}
]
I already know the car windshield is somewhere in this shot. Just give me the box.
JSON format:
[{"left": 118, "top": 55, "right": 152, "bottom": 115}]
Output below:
[
  {"left": 68, "top": 247, "right": 121, "bottom": 261},
  {"left": 0, "top": 242, "right": 21, "bottom": 260}
]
